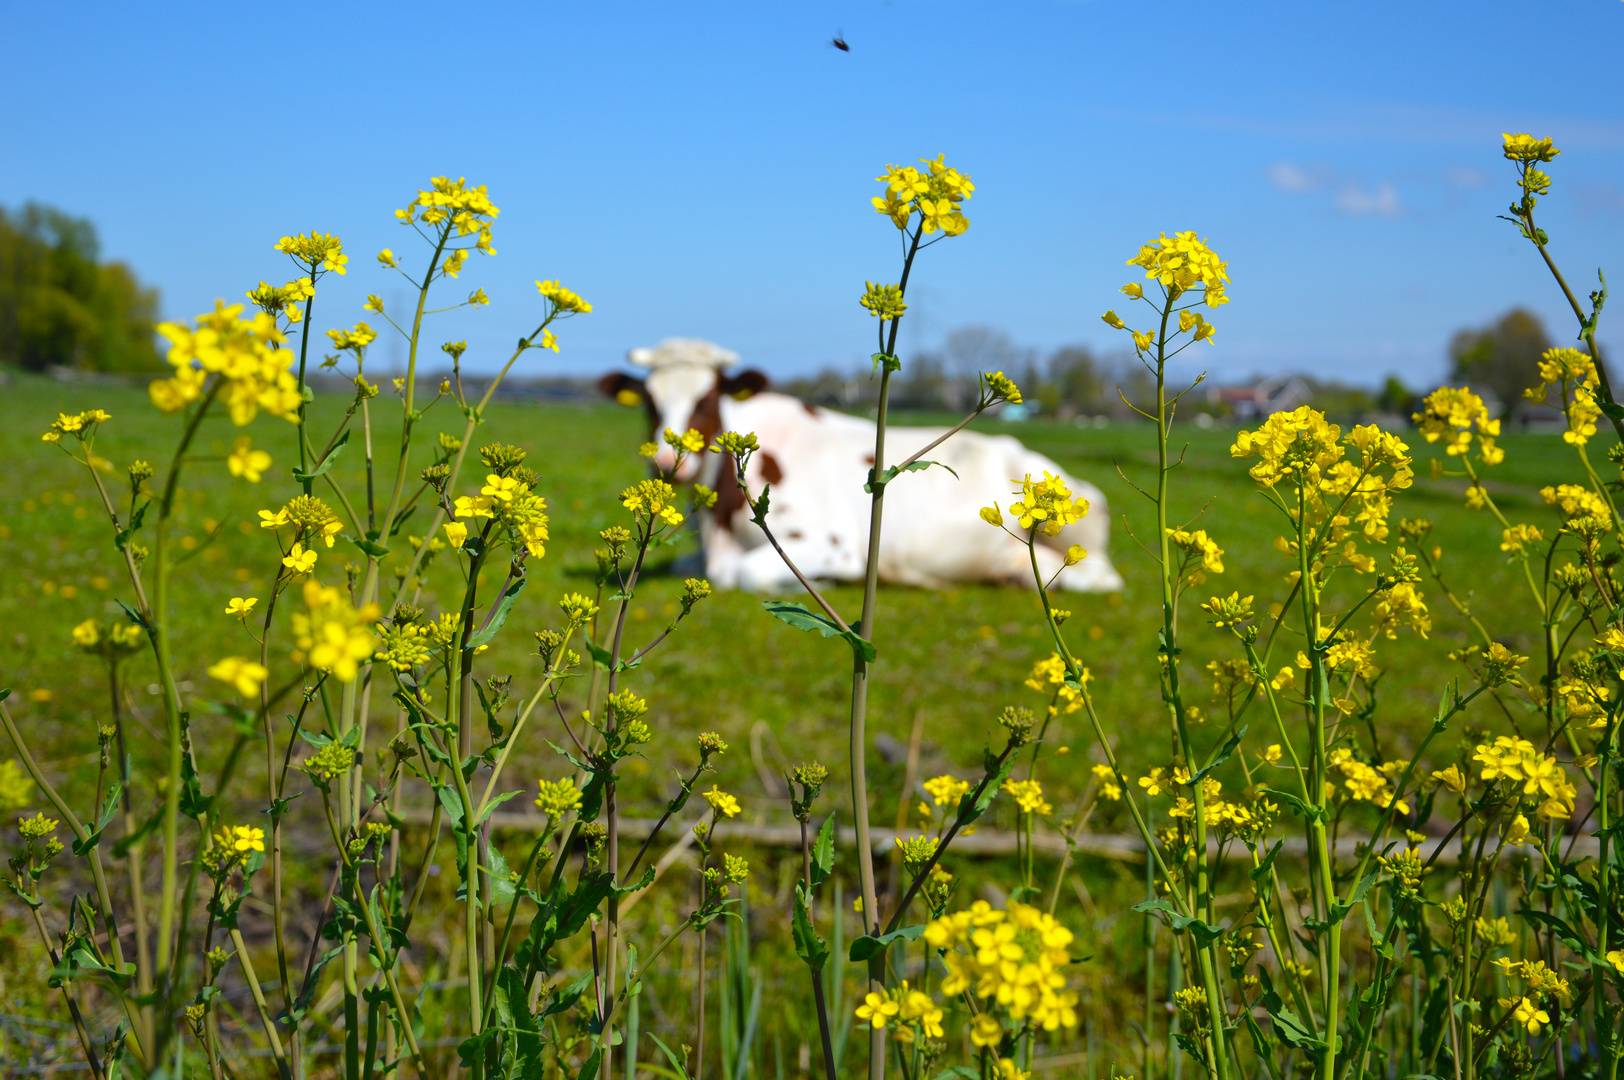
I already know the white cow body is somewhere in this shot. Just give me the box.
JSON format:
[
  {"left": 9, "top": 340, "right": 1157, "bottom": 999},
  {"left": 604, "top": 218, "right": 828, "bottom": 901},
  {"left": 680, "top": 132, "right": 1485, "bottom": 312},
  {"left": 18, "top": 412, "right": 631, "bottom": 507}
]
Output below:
[{"left": 603, "top": 339, "right": 1124, "bottom": 594}]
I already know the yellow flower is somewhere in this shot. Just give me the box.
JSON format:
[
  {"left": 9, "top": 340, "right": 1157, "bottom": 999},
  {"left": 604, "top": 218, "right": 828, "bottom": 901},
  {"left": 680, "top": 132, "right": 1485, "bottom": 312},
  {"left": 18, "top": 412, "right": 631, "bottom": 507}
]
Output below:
[
  {"left": 536, "top": 280, "right": 592, "bottom": 314},
  {"left": 378, "top": 248, "right": 397, "bottom": 267},
  {"left": 979, "top": 503, "right": 1004, "bottom": 527},
  {"left": 1606, "top": 948, "right": 1624, "bottom": 974},
  {"left": 274, "top": 232, "right": 346, "bottom": 275},
  {"left": 1412, "top": 387, "right": 1500, "bottom": 459},
  {"left": 290, "top": 579, "right": 380, "bottom": 682},
  {"left": 153, "top": 303, "right": 300, "bottom": 425},
  {"left": 227, "top": 436, "right": 272, "bottom": 483},
  {"left": 1006, "top": 472, "right": 1087, "bottom": 537},
  {"left": 442, "top": 522, "right": 469, "bottom": 548},
  {"left": 225, "top": 597, "right": 258, "bottom": 619},
  {"left": 218, "top": 824, "right": 266, "bottom": 854},
  {"left": 1510, "top": 996, "right": 1549, "bottom": 1034},
  {"left": 970, "top": 1013, "right": 1004, "bottom": 1047},
  {"left": 855, "top": 991, "right": 899, "bottom": 1029},
  {"left": 702, "top": 785, "right": 741, "bottom": 819},
  {"left": 363, "top": 294, "right": 384, "bottom": 313},
  {"left": 283, "top": 543, "right": 318, "bottom": 575},
  {"left": 208, "top": 657, "right": 268, "bottom": 698},
  {"left": 70, "top": 619, "right": 100, "bottom": 647},
  {"left": 1262, "top": 744, "right": 1283, "bottom": 765},
  {"left": 1101, "top": 310, "right": 1126, "bottom": 330},
  {"left": 985, "top": 371, "right": 1022, "bottom": 403}
]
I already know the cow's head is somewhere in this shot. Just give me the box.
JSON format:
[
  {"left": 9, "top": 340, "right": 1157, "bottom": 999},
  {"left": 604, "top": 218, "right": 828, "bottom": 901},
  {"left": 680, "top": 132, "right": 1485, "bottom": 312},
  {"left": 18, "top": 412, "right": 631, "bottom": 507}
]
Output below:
[{"left": 599, "top": 338, "right": 767, "bottom": 480}]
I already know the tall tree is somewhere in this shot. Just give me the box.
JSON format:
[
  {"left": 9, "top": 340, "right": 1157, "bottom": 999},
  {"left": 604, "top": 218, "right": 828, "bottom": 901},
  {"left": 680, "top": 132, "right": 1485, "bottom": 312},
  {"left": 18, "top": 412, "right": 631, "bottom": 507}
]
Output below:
[
  {"left": 0, "top": 203, "right": 164, "bottom": 372},
  {"left": 1447, "top": 308, "right": 1551, "bottom": 419}
]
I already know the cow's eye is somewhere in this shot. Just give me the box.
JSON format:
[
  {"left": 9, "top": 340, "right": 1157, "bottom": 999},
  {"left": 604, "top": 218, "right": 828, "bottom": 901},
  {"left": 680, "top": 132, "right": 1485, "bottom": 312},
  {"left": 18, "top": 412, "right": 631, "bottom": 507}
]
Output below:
[{"left": 615, "top": 389, "right": 643, "bottom": 407}]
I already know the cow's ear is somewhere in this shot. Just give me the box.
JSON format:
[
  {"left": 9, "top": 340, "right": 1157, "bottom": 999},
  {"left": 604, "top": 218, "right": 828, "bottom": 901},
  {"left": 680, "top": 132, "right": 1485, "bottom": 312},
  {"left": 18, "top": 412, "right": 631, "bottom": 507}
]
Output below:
[
  {"left": 598, "top": 371, "right": 648, "bottom": 407},
  {"left": 719, "top": 369, "right": 769, "bottom": 400}
]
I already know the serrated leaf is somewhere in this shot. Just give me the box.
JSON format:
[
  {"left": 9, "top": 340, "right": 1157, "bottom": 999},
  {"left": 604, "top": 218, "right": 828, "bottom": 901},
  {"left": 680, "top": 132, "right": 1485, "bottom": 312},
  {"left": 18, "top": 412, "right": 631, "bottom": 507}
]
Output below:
[
  {"left": 762, "top": 600, "right": 876, "bottom": 663},
  {"left": 1131, "top": 899, "right": 1226, "bottom": 948},
  {"left": 466, "top": 577, "right": 527, "bottom": 649},
  {"left": 811, "top": 815, "right": 836, "bottom": 887},
  {"left": 292, "top": 429, "right": 350, "bottom": 483},
  {"left": 793, "top": 884, "right": 830, "bottom": 972},
  {"left": 114, "top": 501, "right": 149, "bottom": 551},
  {"left": 864, "top": 459, "right": 960, "bottom": 493}
]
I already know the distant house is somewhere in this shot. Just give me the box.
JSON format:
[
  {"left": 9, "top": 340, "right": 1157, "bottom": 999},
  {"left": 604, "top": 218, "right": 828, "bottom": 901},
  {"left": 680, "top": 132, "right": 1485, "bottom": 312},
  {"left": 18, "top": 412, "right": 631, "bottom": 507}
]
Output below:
[{"left": 1206, "top": 375, "right": 1311, "bottom": 420}]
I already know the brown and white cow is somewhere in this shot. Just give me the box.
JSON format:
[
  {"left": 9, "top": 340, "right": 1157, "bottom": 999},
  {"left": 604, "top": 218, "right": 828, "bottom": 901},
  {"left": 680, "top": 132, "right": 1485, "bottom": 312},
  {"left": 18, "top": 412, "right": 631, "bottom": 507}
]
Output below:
[{"left": 599, "top": 338, "right": 1124, "bottom": 594}]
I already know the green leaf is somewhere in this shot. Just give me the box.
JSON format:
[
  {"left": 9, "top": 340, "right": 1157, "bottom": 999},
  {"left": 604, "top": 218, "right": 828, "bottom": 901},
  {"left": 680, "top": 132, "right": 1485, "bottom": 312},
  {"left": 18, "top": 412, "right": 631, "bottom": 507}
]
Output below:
[
  {"left": 865, "top": 459, "right": 960, "bottom": 493},
  {"left": 1248, "top": 840, "right": 1283, "bottom": 885},
  {"left": 762, "top": 600, "right": 876, "bottom": 663},
  {"left": 474, "top": 790, "right": 523, "bottom": 827},
  {"left": 112, "top": 805, "right": 163, "bottom": 858},
  {"left": 647, "top": 1034, "right": 692, "bottom": 1080},
  {"left": 72, "top": 782, "right": 123, "bottom": 857},
  {"left": 1189, "top": 725, "right": 1246, "bottom": 783},
  {"left": 848, "top": 924, "right": 924, "bottom": 962},
  {"left": 956, "top": 753, "right": 1017, "bottom": 828},
  {"left": 931, "top": 1069, "right": 980, "bottom": 1080},
  {"left": 114, "top": 501, "right": 149, "bottom": 551},
  {"left": 1131, "top": 899, "right": 1226, "bottom": 948},
  {"left": 871, "top": 352, "right": 902, "bottom": 374},
  {"left": 347, "top": 534, "right": 390, "bottom": 559},
  {"left": 466, "top": 578, "right": 527, "bottom": 649},
  {"left": 792, "top": 884, "right": 830, "bottom": 972},
  {"left": 292, "top": 429, "right": 350, "bottom": 482},
  {"left": 811, "top": 815, "right": 836, "bottom": 887},
  {"left": 115, "top": 599, "right": 152, "bottom": 634}
]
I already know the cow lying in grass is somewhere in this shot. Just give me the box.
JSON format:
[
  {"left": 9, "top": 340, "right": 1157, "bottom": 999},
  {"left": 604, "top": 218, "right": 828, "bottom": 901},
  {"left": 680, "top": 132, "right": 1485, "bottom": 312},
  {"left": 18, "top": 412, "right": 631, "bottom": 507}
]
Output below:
[{"left": 600, "top": 338, "right": 1124, "bottom": 594}]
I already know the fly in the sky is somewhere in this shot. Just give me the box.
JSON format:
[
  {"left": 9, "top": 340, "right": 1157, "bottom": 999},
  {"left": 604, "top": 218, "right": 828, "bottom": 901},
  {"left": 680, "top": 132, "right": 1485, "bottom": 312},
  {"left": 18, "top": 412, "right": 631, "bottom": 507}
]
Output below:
[{"left": 831, "top": 32, "right": 850, "bottom": 52}]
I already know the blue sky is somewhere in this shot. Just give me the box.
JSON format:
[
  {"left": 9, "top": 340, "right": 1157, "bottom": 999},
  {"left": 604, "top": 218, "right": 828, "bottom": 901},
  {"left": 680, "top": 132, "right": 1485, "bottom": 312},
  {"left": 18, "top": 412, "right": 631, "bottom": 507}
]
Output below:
[{"left": 4, "top": 1, "right": 1621, "bottom": 389}]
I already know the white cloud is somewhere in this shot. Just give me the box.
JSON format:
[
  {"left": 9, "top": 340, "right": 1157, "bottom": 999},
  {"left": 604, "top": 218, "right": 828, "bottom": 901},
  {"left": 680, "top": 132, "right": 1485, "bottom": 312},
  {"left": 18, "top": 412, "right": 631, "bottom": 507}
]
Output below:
[
  {"left": 1268, "top": 161, "right": 1331, "bottom": 192},
  {"left": 1445, "top": 167, "right": 1489, "bottom": 187},
  {"left": 1334, "top": 181, "right": 1401, "bottom": 216}
]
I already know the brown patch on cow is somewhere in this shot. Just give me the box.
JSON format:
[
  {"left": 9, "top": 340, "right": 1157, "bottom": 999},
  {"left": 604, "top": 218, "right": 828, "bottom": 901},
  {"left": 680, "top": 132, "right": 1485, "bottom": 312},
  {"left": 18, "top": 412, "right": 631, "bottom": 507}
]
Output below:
[
  {"left": 686, "top": 384, "right": 724, "bottom": 448},
  {"left": 719, "top": 369, "right": 770, "bottom": 399},
  {"left": 788, "top": 530, "right": 804, "bottom": 540},
  {"left": 801, "top": 401, "right": 820, "bottom": 417},
  {"left": 760, "top": 452, "right": 784, "bottom": 486},
  {"left": 829, "top": 534, "right": 840, "bottom": 546}
]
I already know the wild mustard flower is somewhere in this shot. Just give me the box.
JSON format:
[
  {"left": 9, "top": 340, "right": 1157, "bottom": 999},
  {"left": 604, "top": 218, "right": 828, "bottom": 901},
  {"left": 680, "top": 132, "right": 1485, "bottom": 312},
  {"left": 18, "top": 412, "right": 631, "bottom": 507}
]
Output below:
[
  {"left": 534, "top": 778, "right": 583, "bottom": 819},
  {"left": 224, "top": 597, "right": 258, "bottom": 619},
  {"left": 152, "top": 303, "right": 301, "bottom": 424},
  {"left": 275, "top": 232, "right": 347, "bottom": 275},
  {"left": 208, "top": 657, "right": 269, "bottom": 698},
  {"left": 872, "top": 155, "right": 973, "bottom": 234},
  {"left": 536, "top": 280, "right": 592, "bottom": 314},
  {"left": 702, "top": 786, "right": 741, "bottom": 819},
  {"left": 283, "top": 543, "right": 318, "bottom": 575},
  {"left": 1006, "top": 472, "right": 1087, "bottom": 536},
  {"left": 291, "top": 580, "right": 380, "bottom": 682},
  {"left": 1412, "top": 387, "right": 1500, "bottom": 459},
  {"left": 227, "top": 436, "right": 271, "bottom": 482},
  {"left": 923, "top": 775, "right": 971, "bottom": 809}
]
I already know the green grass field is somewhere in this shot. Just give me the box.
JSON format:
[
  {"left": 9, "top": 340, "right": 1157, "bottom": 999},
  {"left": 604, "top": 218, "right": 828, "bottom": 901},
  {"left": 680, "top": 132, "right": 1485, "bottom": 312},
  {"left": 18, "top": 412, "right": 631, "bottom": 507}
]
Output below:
[
  {"left": 0, "top": 372, "right": 1586, "bottom": 1071},
  {"left": 0, "top": 375, "right": 1575, "bottom": 822}
]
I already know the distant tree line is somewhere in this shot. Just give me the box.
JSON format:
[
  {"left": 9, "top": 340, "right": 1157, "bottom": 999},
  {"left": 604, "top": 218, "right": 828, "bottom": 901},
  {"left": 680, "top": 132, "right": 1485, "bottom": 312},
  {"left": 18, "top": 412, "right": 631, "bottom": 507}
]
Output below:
[
  {"left": 782, "top": 308, "right": 1604, "bottom": 427},
  {"left": 0, "top": 203, "right": 163, "bottom": 372}
]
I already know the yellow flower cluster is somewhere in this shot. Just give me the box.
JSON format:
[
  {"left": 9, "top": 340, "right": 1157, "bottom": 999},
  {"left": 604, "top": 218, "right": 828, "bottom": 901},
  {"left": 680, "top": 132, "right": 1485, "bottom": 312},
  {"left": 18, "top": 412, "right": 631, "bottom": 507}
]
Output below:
[
  {"left": 246, "top": 278, "right": 313, "bottom": 322},
  {"left": 1473, "top": 736, "right": 1576, "bottom": 821},
  {"left": 872, "top": 155, "right": 973, "bottom": 235},
  {"left": 984, "top": 371, "right": 1022, "bottom": 404},
  {"left": 1502, "top": 133, "right": 1560, "bottom": 163},
  {"left": 1412, "top": 387, "right": 1502, "bottom": 462},
  {"left": 1328, "top": 749, "right": 1410, "bottom": 814},
  {"left": 152, "top": 303, "right": 301, "bottom": 424},
  {"left": 994, "top": 472, "right": 1086, "bottom": 536},
  {"left": 1126, "top": 232, "right": 1229, "bottom": 303},
  {"left": 853, "top": 981, "right": 944, "bottom": 1043},
  {"left": 1524, "top": 348, "right": 1601, "bottom": 445},
  {"left": 536, "top": 280, "right": 592, "bottom": 315},
  {"left": 1500, "top": 524, "right": 1544, "bottom": 553},
  {"left": 859, "top": 281, "right": 907, "bottom": 320},
  {"left": 291, "top": 580, "right": 381, "bottom": 683},
  {"left": 1025, "top": 652, "right": 1084, "bottom": 715},
  {"left": 1001, "top": 778, "right": 1052, "bottom": 816},
  {"left": 534, "top": 777, "right": 583, "bottom": 819},
  {"left": 924, "top": 899, "right": 1080, "bottom": 1034},
  {"left": 374, "top": 621, "right": 432, "bottom": 672},
  {"left": 397, "top": 177, "right": 499, "bottom": 255},
  {"left": 1167, "top": 527, "right": 1224, "bottom": 581},
  {"left": 327, "top": 322, "right": 377, "bottom": 353},
  {"left": 40, "top": 408, "right": 113, "bottom": 445},
  {"left": 451, "top": 474, "right": 551, "bottom": 557},
  {"left": 1540, "top": 484, "right": 1612, "bottom": 535},
  {"left": 1231, "top": 406, "right": 1345, "bottom": 488},
  {"left": 621, "top": 479, "right": 684, "bottom": 528},
  {"left": 924, "top": 774, "right": 971, "bottom": 810},
  {"left": 274, "top": 233, "right": 347, "bottom": 275}
]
